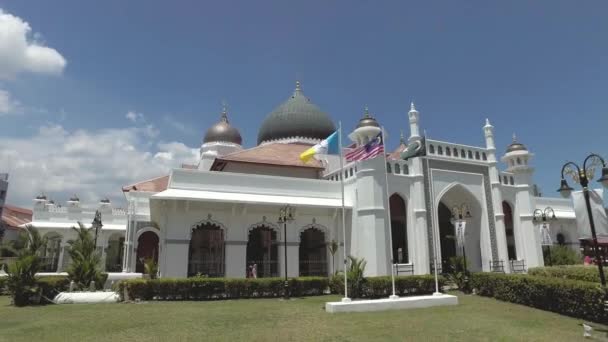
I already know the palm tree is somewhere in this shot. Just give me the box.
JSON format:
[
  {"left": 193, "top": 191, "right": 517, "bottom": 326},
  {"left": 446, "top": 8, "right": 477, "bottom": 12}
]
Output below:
[
  {"left": 327, "top": 240, "right": 339, "bottom": 275},
  {"left": 2, "top": 225, "right": 47, "bottom": 306},
  {"left": 66, "top": 222, "right": 103, "bottom": 290}
]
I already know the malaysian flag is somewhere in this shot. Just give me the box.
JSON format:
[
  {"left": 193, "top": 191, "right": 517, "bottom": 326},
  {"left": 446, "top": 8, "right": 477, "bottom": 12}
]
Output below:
[{"left": 345, "top": 132, "right": 384, "bottom": 162}]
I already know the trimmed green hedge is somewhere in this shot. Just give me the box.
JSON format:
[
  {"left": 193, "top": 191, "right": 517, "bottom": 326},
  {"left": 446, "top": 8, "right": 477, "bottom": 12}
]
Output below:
[
  {"left": 117, "top": 277, "right": 329, "bottom": 301},
  {"left": 471, "top": 273, "right": 607, "bottom": 323},
  {"left": 529, "top": 266, "right": 600, "bottom": 283},
  {"left": 329, "top": 275, "right": 444, "bottom": 298},
  {"left": 0, "top": 277, "right": 6, "bottom": 295}
]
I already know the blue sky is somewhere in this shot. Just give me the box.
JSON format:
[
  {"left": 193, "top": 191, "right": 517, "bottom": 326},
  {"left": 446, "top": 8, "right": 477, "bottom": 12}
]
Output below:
[{"left": 0, "top": 1, "right": 606, "bottom": 206}]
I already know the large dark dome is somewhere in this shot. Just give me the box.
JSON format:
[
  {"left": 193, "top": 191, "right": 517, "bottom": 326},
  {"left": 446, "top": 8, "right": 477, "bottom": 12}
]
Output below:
[
  {"left": 257, "top": 82, "right": 335, "bottom": 145},
  {"left": 203, "top": 107, "right": 242, "bottom": 145}
]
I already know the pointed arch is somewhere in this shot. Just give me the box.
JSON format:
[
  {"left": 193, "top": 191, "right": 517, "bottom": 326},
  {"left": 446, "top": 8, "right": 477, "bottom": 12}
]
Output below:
[
  {"left": 503, "top": 201, "right": 517, "bottom": 260},
  {"left": 390, "top": 193, "right": 409, "bottom": 264}
]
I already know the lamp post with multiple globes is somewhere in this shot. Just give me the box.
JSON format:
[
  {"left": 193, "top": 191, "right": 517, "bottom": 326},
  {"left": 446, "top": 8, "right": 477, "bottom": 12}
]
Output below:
[
  {"left": 277, "top": 205, "right": 295, "bottom": 299},
  {"left": 557, "top": 153, "right": 608, "bottom": 287},
  {"left": 532, "top": 207, "right": 556, "bottom": 266}
]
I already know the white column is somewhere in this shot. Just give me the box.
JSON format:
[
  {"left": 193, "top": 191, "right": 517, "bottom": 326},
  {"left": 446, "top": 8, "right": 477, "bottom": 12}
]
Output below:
[{"left": 409, "top": 157, "right": 430, "bottom": 275}]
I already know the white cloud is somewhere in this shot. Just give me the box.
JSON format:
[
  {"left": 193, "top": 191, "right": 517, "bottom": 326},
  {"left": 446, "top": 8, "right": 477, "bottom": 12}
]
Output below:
[
  {"left": 163, "top": 115, "right": 196, "bottom": 135},
  {"left": 0, "top": 124, "right": 198, "bottom": 207},
  {"left": 126, "top": 110, "right": 145, "bottom": 123},
  {"left": 0, "top": 89, "right": 20, "bottom": 115},
  {"left": 0, "top": 8, "right": 67, "bottom": 79}
]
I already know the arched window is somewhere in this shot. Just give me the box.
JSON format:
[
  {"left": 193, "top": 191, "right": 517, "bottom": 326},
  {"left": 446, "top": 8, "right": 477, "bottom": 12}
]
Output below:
[
  {"left": 482, "top": 153, "right": 487, "bottom": 161},
  {"left": 556, "top": 233, "right": 566, "bottom": 245},
  {"left": 510, "top": 160, "right": 515, "bottom": 167},
  {"left": 503, "top": 176, "right": 508, "bottom": 184},
  {"left": 137, "top": 231, "right": 160, "bottom": 274},
  {"left": 461, "top": 149, "right": 466, "bottom": 158},
  {"left": 105, "top": 233, "right": 124, "bottom": 272},
  {"left": 403, "top": 164, "right": 409, "bottom": 175},
  {"left": 395, "top": 163, "right": 401, "bottom": 174},
  {"left": 503, "top": 202, "right": 517, "bottom": 260},
  {"left": 299, "top": 228, "right": 327, "bottom": 276},
  {"left": 390, "top": 194, "right": 408, "bottom": 263},
  {"left": 475, "top": 151, "right": 480, "bottom": 160},
  {"left": 446, "top": 147, "right": 452, "bottom": 156},
  {"left": 438, "top": 146, "right": 443, "bottom": 155},
  {"left": 509, "top": 177, "right": 515, "bottom": 185},
  {"left": 350, "top": 168, "right": 354, "bottom": 177},
  {"left": 246, "top": 226, "right": 278, "bottom": 278},
  {"left": 344, "top": 170, "right": 348, "bottom": 179},
  {"left": 42, "top": 233, "right": 62, "bottom": 272},
  {"left": 429, "top": 145, "right": 435, "bottom": 154},
  {"left": 517, "top": 157, "right": 522, "bottom": 165},
  {"left": 468, "top": 150, "right": 473, "bottom": 159},
  {"left": 188, "top": 223, "right": 224, "bottom": 277},
  {"left": 387, "top": 163, "right": 392, "bottom": 173}
]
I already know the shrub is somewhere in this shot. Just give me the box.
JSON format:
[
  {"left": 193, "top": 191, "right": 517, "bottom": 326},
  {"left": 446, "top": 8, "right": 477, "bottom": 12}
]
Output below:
[
  {"left": 117, "top": 277, "right": 330, "bottom": 301},
  {"left": 544, "top": 245, "right": 581, "bottom": 266},
  {"left": 529, "top": 265, "right": 600, "bottom": 283},
  {"left": 0, "top": 276, "right": 6, "bottom": 295},
  {"left": 446, "top": 256, "right": 470, "bottom": 293},
  {"left": 470, "top": 273, "right": 607, "bottom": 323},
  {"left": 330, "top": 274, "right": 444, "bottom": 298},
  {"left": 36, "top": 275, "right": 70, "bottom": 301}
]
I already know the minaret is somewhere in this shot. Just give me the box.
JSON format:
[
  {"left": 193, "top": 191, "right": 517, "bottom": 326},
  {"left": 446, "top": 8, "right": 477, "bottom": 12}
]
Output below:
[
  {"left": 198, "top": 103, "right": 243, "bottom": 170},
  {"left": 483, "top": 119, "right": 511, "bottom": 271},
  {"left": 348, "top": 106, "right": 381, "bottom": 146},
  {"left": 501, "top": 134, "right": 543, "bottom": 268},
  {"left": 408, "top": 102, "right": 421, "bottom": 142},
  {"left": 406, "top": 102, "right": 430, "bottom": 274}
]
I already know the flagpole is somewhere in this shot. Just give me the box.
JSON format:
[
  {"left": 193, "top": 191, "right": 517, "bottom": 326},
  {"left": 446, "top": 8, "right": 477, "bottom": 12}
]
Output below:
[
  {"left": 425, "top": 154, "right": 441, "bottom": 295},
  {"left": 338, "top": 121, "right": 350, "bottom": 302},
  {"left": 381, "top": 126, "right": 398, "bottom": 299}
]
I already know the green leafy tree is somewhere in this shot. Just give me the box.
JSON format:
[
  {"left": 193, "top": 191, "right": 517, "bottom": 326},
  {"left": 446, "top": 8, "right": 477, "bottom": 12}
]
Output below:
[
  {"left": 1, "top": 225, "right": 47, "bottom": 306},
  {"left": 327, "top": 240, "right": 339, "bottom": 275},
  {"left": 544, "top": 245, "right": 581, "bottom": 266},
  {"left": 66, "top": 223, "right": 104, "bottom": 290}
]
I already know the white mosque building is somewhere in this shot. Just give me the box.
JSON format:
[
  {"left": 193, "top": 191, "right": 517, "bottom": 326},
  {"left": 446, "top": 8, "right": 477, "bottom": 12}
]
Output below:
[{"left": 25, "top": 82, "right": 579, "bottom": 278}]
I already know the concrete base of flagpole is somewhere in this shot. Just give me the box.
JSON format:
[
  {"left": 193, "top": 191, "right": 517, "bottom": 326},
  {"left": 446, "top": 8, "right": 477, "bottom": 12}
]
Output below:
[
  {"left": 433, "top": 292, "right": 443, "bottom": 296},
  {"left": 341, "top": 297, "right": 352, "bottom": 303},
  {"left": 325, "top": 294, "right": 458, "bottom": 313},
  {"left": 389, "top": 295, "right": 399, "bottom": 300}
]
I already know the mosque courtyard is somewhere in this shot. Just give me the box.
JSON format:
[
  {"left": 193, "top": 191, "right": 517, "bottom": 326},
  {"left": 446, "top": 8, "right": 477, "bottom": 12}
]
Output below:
[{"left": 0, "top": 293, "right": 596, "bottom": 342}]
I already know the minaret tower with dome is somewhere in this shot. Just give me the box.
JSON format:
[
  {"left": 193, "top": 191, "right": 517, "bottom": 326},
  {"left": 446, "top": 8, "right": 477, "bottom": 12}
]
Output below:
[
  {"left": 501, "top": 134, "right": 544, "bottom": 268},
  {"left": 198, "top": 104, "right": 243, "bottom": 170}
]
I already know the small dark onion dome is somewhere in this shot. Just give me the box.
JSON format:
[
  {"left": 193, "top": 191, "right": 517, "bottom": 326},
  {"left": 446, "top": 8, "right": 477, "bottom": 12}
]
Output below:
[
  {"left": 100, "top": 198, "right": 111, "bottom": 204},
  {"left": 69, "top": 195, "right": 80, "bottom": 202},
  {"left": 257, "top": 81, "right": 336, "bottom": 145},
  {"left": 203, "top": 105, "right": 243, "bottom": 145},
  {"left": 35, "top": 194, "right": 47, "bottom": 200},
  {"left": 506, "top": 134, "right": 528, "bottom": 153},
  {"left": 356, "top": 106, "right": 380, "bottom": 128}
]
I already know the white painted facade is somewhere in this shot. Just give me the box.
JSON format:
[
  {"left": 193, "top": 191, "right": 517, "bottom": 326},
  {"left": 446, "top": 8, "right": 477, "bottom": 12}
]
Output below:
[{"left": 23, "top": 87, "right": 582, "bottom": 278}]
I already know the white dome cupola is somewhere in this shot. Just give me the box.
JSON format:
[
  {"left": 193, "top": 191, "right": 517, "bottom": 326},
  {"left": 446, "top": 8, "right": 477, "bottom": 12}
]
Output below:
[{"left": 348, "top": 106, "right": 382, "bottom": 146}]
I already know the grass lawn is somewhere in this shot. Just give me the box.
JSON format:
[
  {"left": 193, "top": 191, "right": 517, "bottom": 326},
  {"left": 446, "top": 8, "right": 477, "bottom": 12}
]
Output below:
[{"left": 0, "top": 293, "right": 596, "bottom": 341}]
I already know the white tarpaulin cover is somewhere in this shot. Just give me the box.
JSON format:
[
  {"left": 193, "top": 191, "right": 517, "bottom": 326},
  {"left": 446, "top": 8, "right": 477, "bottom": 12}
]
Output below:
[{"left": 572, "top": 189, "right": 608, "bottom": 239}]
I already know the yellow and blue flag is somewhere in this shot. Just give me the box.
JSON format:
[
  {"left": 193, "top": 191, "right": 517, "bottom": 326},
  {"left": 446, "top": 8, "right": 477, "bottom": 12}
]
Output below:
[{"left": 299, "top": 131, "right": 339, "bottom": 163}]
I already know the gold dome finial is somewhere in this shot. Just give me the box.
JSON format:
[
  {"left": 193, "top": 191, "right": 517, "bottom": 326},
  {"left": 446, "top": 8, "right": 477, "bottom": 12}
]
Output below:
[
  {"left": 220, "top": 100, "right": 229, "bottom": 122},
  {"left": 364, "top": 105, "right": 370, "bottom": 118}
]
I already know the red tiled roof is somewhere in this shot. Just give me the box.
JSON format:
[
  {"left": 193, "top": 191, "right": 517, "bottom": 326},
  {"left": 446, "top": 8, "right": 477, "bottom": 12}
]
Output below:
[
  {"left": 122, "top": 175, "right": 169, "bottom": 193},
  {"left": 387, "top": 143, "right": 407, "bottom": 160},
  {"left": 212, "top": 143, "right": 324, "bottom": 170},
  {"left": 2, "top": 204, "right": 32, "bottom": 230}
]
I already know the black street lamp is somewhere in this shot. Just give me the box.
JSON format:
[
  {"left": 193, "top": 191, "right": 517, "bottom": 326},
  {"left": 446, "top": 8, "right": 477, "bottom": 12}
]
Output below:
[
  {"left": 277, "top": 205, "right": 294, "bottom": 300},
  {"left": 533, "top": 207, "right": 557, "bottom": 266},
  {"left": 557, "top": 153, "right": 608, "bottom": 287},
  {"left": 92, "top": 210, "right": 103, "bottom": 247},
  {"left": 451, "top": 203, "right": 472, "bottom": 276}
]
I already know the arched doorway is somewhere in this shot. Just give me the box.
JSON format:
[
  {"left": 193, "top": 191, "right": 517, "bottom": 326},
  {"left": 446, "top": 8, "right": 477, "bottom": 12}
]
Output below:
[
  {"left": 246, "top": 226, "right": 278, "bottom": 278},
  {"left": 299, "top": 228, "right": 327, "bottom": 276},
  {"left": 42, "top": 233, "right": 62, "bottom": 272},
  {"left": 503, "top": 201, "right": 517, "bottom": 260},
  {"left": 390, "top": 194, "right": 408, "bottom": 263},
  {"left": 105, "top": 233, "right": 124, "bottom": 272},
  {"left": 436, "top": 184, "right": 483, "bottom": 272},
  {"left": 135, "top": 231, "right": 159, "bottom": 274},
  {"left": 438, "top": 202, "right": 457, "bottom": 272},
  {"left": 188, "top": 223, "right": 225, "bottom": 277}
]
